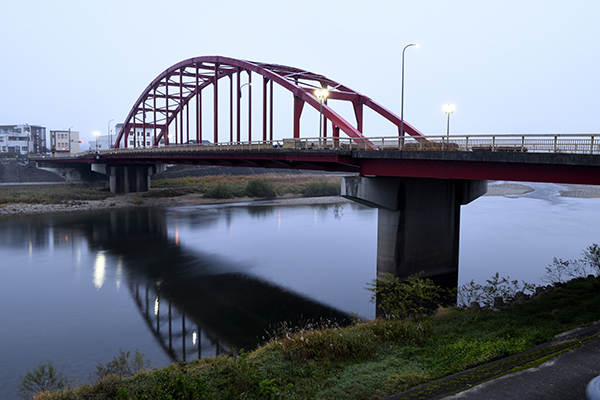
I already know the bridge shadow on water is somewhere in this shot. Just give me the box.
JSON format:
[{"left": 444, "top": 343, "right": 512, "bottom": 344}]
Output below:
[{"left": 14, "top": 208, "right": 351, "bottom": 363}]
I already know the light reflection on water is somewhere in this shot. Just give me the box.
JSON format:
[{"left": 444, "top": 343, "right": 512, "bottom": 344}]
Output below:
[
  {"left": 0, "top": 185, "right": 599, "bottom": 399},
  {"left": 0, "top": 201, "right": 375, "bottom": 400}
]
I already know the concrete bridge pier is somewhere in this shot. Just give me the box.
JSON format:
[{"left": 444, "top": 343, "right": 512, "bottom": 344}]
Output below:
[
  {"left": 342, "top": 176, "right": 487, "bottom": 289},
  {"left": 91, "top": 164, "right": 167, "bottom": 193}
]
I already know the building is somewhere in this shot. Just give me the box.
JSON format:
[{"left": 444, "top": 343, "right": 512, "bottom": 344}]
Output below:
[
  {"left": 49, "top": 129, "right": 80, "bottom": 155},
  {"left": 88, "top": 134, "right": 114, "bottom": 151},
  {"left": 89, "top": 123, "right": 162, "bottom": 150},
  {"left": 0, "top": 124, "right": 47, "bottom": 156}
]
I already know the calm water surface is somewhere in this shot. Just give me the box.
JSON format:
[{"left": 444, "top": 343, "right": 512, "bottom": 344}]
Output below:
[{"left": 1, "top": 182, "right": 599, "bottom": 399}]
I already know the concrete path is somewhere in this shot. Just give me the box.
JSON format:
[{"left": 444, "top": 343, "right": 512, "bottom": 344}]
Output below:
[
  {"left": 385, "top": 323, "right": 600, "bottom": 400},
  {"left": 445, "top": 336, "right": 600, "bottom": 400}
]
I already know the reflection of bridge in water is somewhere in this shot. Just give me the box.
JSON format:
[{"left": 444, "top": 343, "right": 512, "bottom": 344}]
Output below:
[
  {"left": 130, "top": 282, "right": 228, "bottom": 362},
  {"left": 57, "top": 208, "right": 350, "bottom": 362},
  {"left": 0, "top": 208, "right": 351, "bottom": 363}
]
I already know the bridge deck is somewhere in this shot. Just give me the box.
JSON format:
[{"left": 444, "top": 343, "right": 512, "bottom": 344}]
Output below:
[{"left": 31, "top": 134, "right": 600, "bottom": 186}]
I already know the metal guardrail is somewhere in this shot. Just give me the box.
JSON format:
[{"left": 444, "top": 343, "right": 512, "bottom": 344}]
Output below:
[{"left": 32, "top": 133, "right": 600, "bottom": 158}]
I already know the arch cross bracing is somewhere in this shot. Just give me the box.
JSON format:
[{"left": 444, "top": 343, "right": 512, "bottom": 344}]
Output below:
[{"left": 114, "top": 55, "right": 425, "bottom": 150}]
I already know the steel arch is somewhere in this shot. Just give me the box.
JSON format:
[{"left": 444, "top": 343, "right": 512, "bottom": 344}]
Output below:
[{"left": 114, "top": 56, "right": 425, "bottom": 149}]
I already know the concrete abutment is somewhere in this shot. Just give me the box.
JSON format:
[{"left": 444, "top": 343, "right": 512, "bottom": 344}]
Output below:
[
  {"left": 342, "top": 176, "right": 487, "bottom": 289},
  {"left": 91, "top": 164, "right": 167, "bottom": 193}
]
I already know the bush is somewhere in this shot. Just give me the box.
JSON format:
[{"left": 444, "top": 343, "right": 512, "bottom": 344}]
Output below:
[
  {"left": 457, "top": 273, "right": 535, "bottom": 307},
  {"left": 366, "top": 273, "right": 446, "bottom": 319},
  {"left": 18, "top": 360, "right": 71, "bottom": 400},
  {"left": 268, "top": 318, "right": 430, "bottom": 362},
  {"left": 245, "top": 178, "right": 277, "bottom": 198},
  {"left": 301, "top": 179, "right": 340, "bottom": 197},
  {"left": 543, "top": 244, "right": 600, "bottom": 284},
  {"left": 93, "top": 349, "right": 152, "bottom": 382},
  {"left": 203, "top": 184, "right": 234, "bottom": 199}
]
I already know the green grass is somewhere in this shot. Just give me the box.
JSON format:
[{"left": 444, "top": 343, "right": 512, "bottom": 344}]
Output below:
[
  {"left": 150, "top": 173, "right": 342, "bottom": 199},
  {"left": 36, "top": 276, "right": 600, "bottom": 400},
  {"left": 0, "top": 185, "right": 114, "bottom": 205}
]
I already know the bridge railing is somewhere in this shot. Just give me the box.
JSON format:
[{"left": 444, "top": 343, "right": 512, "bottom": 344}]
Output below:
[
  {"left": 376, "top": 133, "right": 600, "bottom": 155},
  {"left": 31, "top": 133, "right": 600, "bottom": 158}
]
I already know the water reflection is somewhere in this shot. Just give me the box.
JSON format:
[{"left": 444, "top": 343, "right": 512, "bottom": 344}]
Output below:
[{"left": 0, "top": 208, "right": 351, "bottom": 365}]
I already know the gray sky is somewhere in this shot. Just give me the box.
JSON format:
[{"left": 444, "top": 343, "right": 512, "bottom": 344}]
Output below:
[{"left": 2, "top": 0, "right": 599, "bottom": 145}]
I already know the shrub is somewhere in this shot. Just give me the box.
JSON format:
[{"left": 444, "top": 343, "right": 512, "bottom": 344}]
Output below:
[
  {"left": 204, "top": 184, "right": 234, "bottom": 199},
  {"left": 543, "top": 244, "right": 600, "bottom": 284},
  {"left": 301, "top": 179, "right": 340, "bottom": 197},
  {"left": 457, "top": 273, "right": 535, "bottom": 307},
  {"left": 365, "top": 273, "right": 446, "bottom": 319},
  {"left": 18, "top": 360, "right": 71, "bottom": 400},
  {"left": 245, "top": 178, "right": 277, "bottom": 198},
  {"left": 93, "top": 349, "right": 151, "bottom": 382},
  {"left": 268, "top": 318, "right": 430, "bottom": 362}
]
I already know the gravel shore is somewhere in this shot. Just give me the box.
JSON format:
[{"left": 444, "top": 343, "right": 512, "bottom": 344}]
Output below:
[
  {"left": 0, "top": 192, "right": 350, "bottom": 218},
  {"left": 1, "top": 182, "right": 599, "bottom": 218}
]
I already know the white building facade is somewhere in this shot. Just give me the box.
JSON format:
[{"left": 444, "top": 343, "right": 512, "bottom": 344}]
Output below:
[
  {"left": 89, "top": 123, "right": 161, "bottom": 150},
  {"left": 0, "top": 124, "right": 47, "bottom": 156}
]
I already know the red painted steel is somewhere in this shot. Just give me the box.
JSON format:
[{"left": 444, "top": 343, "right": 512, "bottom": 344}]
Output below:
[{"left": 115, "top": 56, "right": 426, "bottom": 149}]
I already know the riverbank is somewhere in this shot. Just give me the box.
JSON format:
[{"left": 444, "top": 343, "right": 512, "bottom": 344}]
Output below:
[
  {"left": 37, "top": 275, "right": 600, "bottom": 400},
  {"left": 2, "top": 181, "right": 600, "bottom": 218}
]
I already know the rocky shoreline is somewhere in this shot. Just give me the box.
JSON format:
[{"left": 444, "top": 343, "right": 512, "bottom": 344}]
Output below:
[{"left": 1, "top": 182, "right": 599, "bottom": 218}]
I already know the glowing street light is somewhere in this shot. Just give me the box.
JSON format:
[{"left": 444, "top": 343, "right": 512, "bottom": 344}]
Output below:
[
  {"left": 443, "top": 103, "right": 456, "bottom": 137},
  {"left": 315, "top": 88, "right": 329, "bottom": 138},
  {"left": 400, "top": 43, "right": 419, "bottom": 137}
]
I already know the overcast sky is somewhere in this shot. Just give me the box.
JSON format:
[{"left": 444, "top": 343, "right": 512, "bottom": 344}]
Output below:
[{"left": 2, "top": 0, "right": 599, "bottom": 145}]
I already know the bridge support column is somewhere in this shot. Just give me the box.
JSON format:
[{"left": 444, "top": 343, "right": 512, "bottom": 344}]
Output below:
[
  {"left": 91, "top": 164, "right": 167, "bottom": 194},
  {"left": 342, "top": 176, "right": 487, "bottom": 289}
]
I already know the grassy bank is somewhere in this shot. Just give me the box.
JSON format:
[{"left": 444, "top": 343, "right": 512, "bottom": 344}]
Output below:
[
  {"left": 35, "top": 275, "right": 600, "bottom": 400},
  {"left": 147, "top": 173, "right": 341, "bottom": 199},
  {"left": 0, "top": 174, "right": 342, "bottom": 206},
  {"left": 0, "top": 185, "right": 114, "bottom": 205}
]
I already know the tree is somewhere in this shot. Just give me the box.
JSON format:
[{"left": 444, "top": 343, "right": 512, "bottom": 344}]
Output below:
[{"left": 18, "top": 360, "right": 71, "bottom": 400}]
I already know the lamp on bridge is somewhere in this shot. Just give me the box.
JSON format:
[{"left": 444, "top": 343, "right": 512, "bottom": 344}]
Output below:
[
  {"left": 400, "top": 43, "right": 419, "bottom": 137},
  {"left": 93, "top": 131, "right": 101, "bottom": 152},
  {"left": 315, "top": 88, "right": 329, "bottom": 139},
  {"left": 443, "top": 103, "right": 455, "bottom": 137},
  {"left": 108, "top": 118, "right": 115, "bottom": 149}
]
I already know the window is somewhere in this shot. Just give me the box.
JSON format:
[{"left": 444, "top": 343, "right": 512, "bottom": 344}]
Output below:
[
  {"left": 129, "top": 141, "right": 134, "bottom": 145},
  {"left": 22, "top": 146, "right": 28, "bottom": 152},
  {"left": 146, "top": 141, "right": 150, "bottom": 146},
  {"left": 146, "top": 132, "right": 150, "bottom": 136}
]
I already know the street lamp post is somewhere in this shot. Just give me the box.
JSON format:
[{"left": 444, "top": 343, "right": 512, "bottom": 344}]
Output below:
[
  {"left": 108, "top": 119, "right": 115, "bottom": 149},
  {"left": 68, "top": 126, "right": 76, "bottom": 154},
  {"left": 400, "top": 43, "right": 418, "bottom": 138},
  {"left": 24, "top": 123, "right": 30, "bottom": 156},
  {"left": 93, "top": 131, "right": 101, "bottom": 152},
  {"left": 314, "top": 88, "right": 329, "bottom": 140},
  {"left": 443, "top": 103, "right": 455, "bottom": 137}
]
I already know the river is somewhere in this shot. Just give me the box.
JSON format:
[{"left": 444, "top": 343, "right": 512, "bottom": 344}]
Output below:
[{"left": 1, "top": 182, "right": 599, "bottom": 398}]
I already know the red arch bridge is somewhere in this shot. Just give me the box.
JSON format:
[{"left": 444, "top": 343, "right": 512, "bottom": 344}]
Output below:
[{"left": 32, "top": 55, "right": 600, "bottom": 289}]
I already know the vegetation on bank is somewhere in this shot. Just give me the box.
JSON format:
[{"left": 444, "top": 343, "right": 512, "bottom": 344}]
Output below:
[
  {"left": 147, "top": 174, "right": 341, "bottom": 199},
  {"left": 26, "top": 245, "right": 600, "bottom": 400},
  {"left": 0, "top": 185, "right": 114, "bottom": 205},
  {"left": 0, "top": 173, "right": 342, "bottom": 206}
]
